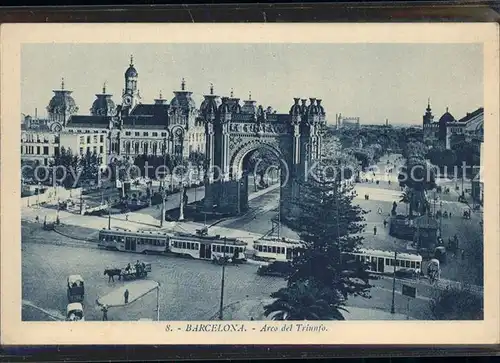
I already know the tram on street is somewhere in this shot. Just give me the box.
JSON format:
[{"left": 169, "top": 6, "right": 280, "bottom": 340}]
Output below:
[
  {"left": 345, "top": 248, "right": 422, "bottom": 274},
  {"left": 98, "top": 228, "right": 169, "bottom": 254},
  {"left": 169, "top": 232, "right": 247, "bottom": 261},
  {"left": 253, "top": 237, "right": 304, "bottom": 262},
  {"left": 98, "top": 228, "right": 247, "bottom": 262}
]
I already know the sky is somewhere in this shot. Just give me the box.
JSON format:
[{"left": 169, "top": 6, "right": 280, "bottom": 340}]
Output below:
[{"left": 21, "top": 43, "right": 483, "bottom": 125}]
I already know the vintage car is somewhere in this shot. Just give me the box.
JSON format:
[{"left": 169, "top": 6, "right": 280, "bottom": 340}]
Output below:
[
  {"left": 66, "top": 302, "right": 85, "bottom": 321},
  {"left": 67, "top": 274, "right": 85, "bottom": 303}
]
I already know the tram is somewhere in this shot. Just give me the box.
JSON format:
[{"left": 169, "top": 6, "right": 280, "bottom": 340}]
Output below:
[
  {"left": 98, "top": 228, "right": 169, "bottom": 254},
  {"left": 97, "top": 228, "right": 247, "bottom": 261},
  {"left": 169, "top": 233, "right": 246, "bottom": 261},
  {"left": 253, "top": 237, "right": 304, "bottom": 262},
  {"left": 345, "top": 248, "right": 422, "bottom": 274}
]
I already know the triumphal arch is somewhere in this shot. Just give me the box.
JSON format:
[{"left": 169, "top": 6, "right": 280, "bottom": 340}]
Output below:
[{"left": 198, "top": 88, "right": 326, "bottom": 224}]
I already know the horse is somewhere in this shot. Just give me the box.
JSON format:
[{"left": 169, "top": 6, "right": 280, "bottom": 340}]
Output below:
[{"left": 104, "top": 268, "right": 122, "bottom": 282}]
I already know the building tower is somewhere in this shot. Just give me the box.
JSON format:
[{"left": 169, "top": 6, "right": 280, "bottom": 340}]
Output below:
[
  {"left": 122, "top": 55, "right": 140, "bottom": 113},
  {"left": 90, "top": 82, "right": 116, "bottom": 116},
  {"left": 46, "top": 77, "right": 79, "bottom": 126},
  {"left": 423, "top": 97, "right": 434, "bottom": 125}
]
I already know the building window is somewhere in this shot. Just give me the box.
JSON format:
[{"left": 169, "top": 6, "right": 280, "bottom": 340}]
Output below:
[
  {"left": 77, "top": 129, "right": 82, "bottom": 133},
  {"left": 87, "top": 146, "right": 90, "bottom": 153},
  {"left": 94, "top": 130, "right": 99, "bottom": 133},
  {"left": 36, "top": 146, "right": 40, "bottom": 155},
  {"left": 54, "top": 147, "right": 60, "bottom": 156},
  {"left": 100, "top": 146, "right": 104, "bottom": 154},
  {"left": 135, "top": 132, "right": 140, "bottom": 136},
  {"left": 126, "top": 132, "right": 131, "bottom": 136},
  {"left": 43, "top": 146, "right": 49, "bottom": 155},
  {"left": 93, "top": 135, "right": 98, "bottom": 143},
  {"left": 100, "top": 135, "right": 104, "bottom": 142},
  {"left": 161, "top": 132, "right": 167, "bottom": 137},
  {"left": 87, "top": 136, "right": 91, "bottom": 143},
  {"left": 143, "top": 132, "right": 149, "bottom": 137},
  {"left": 152, "top": 132, "right": 158, "bottom": 137},
  {"left": 80, "top": 147, "right": 84, "bottom": 155},
  {"left": 79, "top": 136, "right": 85, "bottom": 144}
]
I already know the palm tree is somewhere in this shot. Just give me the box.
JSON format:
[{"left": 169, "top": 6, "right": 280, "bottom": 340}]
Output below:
[
  {"left": 400, "top": 188, "right": 412, "bottom": 216},
  {"left": 263, "top": 281, "right": 348, "bottom": 321}
]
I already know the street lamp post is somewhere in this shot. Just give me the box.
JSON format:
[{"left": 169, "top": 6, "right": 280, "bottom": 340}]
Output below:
[
  {"left": 219, "top": 237, "right": 227, "bottom": 320},
  {"left": 391, "top": 250, "right": 397, "bottom": 314}
]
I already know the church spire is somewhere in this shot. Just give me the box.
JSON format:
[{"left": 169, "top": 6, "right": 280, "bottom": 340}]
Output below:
[{"left": 130, "top": 54, "right": 134, "bottom": 66}]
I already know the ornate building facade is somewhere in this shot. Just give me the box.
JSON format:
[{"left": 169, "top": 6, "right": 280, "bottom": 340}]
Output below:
[{"left": 422, "top": 99, "right": 484, "bottom": 150}]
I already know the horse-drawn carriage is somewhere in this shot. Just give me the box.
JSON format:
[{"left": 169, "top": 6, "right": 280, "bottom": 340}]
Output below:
[
  {"left": 104, "top": 262, "right": 152, "bottom": 282},
  {"left": 67, "top": 275, "right": 85, "bottom": 303},
  {"left": 66, "top": 302, "right": 85, "bottom": 321}
]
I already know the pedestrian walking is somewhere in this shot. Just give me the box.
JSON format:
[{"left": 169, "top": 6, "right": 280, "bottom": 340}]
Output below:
[
  {"left": 125, "top": 214, "right": 129, "bottom": 221},
  {"left": 377, "top": 207, "right": 382, "bottom": 215},
  {"left": 35, "top": 215, "right": 39, "bottom": 223},
  {"left": 461, "top": 249, "right": 465, "bottom": 261},
  {"left": 102, "top": 305, "right": 108, "bottom": 321},
  {"left": 373, "top": 226, "right": 377, "bottom": 236},
  {"left": 124, "top": 289, "right": 129, "bottom": 304},
  {"left": 383, "top": 219, "right": 388, "bottom": 228}
]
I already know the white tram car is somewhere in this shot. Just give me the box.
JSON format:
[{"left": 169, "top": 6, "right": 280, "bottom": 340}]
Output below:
[
  {"left": 169, "top": 233, "right": 246, "bottom": 261},
  {"left": 98, "top": 228, "right": 247, "bottom": 261},
  {"left": 347, "top": 248, "right": 422, "bottom": 274},
  {"left": 98, "top": 228, "right": 169, "bottom": 254},
  {"left": 253, "top": 237, "right": 304, "bottom": 262}
]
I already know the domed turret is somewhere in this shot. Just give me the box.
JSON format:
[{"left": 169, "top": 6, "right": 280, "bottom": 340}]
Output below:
[
  {"left": 170, "top": 78, "right": 196, "bottom": 111},
  {"left": 125, "top": 55, "right": 138, "bottom": 78},
  {"left": 300, "top": 99, "right": 308, "bottom": 115},
  {"left": 217, "top": 97, "right": 231, "bottom": 114},
  {"left": 46, "top": 78, "right": 79, "bottom": 125},
  {"left": 90, "top": 82, "right": 116, "bottom": 116},
  {"left": 200, "top": 83, "right": 221, "bottom": 118},
  {"left": 439, "top": 107, "right": 455, "bottom": 123},
  {"left": 306, "top": 98, "right": 319, "bottom": 116},
  {"left": 316, "top": 99, "right": 325, "bottom": 116},
  {"left": 227, "top": 88, "right": 242, "bottom": 113},
  {"left": 241, "top": 91, "right": 257, "bottom": 114},
  {"left": 289, "top": 97, "right": 301, "bottom": 116}
]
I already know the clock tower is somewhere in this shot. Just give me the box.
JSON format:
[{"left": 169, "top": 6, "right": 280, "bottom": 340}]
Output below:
[{"left": 122, "top": 54, "right": 140, "bottom": 113}]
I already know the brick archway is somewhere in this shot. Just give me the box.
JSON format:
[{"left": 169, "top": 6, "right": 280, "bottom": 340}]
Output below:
[{"left": 201, "top": 96, "right": 326, "bottom": 222}]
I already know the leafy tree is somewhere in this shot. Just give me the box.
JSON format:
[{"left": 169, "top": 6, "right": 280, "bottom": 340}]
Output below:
[
  {"left": 50, "top": 147, "right": 79, "bottom": 188},
  {"left": 430, "top": 285, "right": 483, "bottom": 320},
  {"left": 264, "top": 281, "right": 348, "bottom": 321},
  {"left": 188, "top": 151, "right": 206, "bottom": 184}
]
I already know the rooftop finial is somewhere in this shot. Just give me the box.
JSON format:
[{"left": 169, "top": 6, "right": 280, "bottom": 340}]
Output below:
[
  {"left": 446, "top": 106, "right": 449, "bottom": 113},
  {"left": 159, "top": 90, "right": 163, "bottom": 99},
  {"left": 103, "top": 81, "right": 107, "bottom": 94},
  {"left": 230, "top": 88, "right": 234, "bottom": 98},
  {"left": 210, "top": 83, "right": 214, "bottom": 95},
  {"left": 249, "top": 91, "right": 252, "bottom": 100},
  {"left": 130, "top": 54, "right": 134, "bottom": 66},
  {"left": 181, "top": 78, "right": 186, "bottom": 91},
  {"left": 61, "top": 77, "right": 65, "bottom": 90},
  {"left": 428, "top": 97, "right": 431, "bottom": 107}
]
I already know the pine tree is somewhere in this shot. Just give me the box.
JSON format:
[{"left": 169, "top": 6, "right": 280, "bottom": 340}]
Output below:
[
  {"left": 262, "top": 160, "right": 372, "bottom": 324},
  {"left": 285, "top": 171, "right": 372, "bottom": 303}
]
